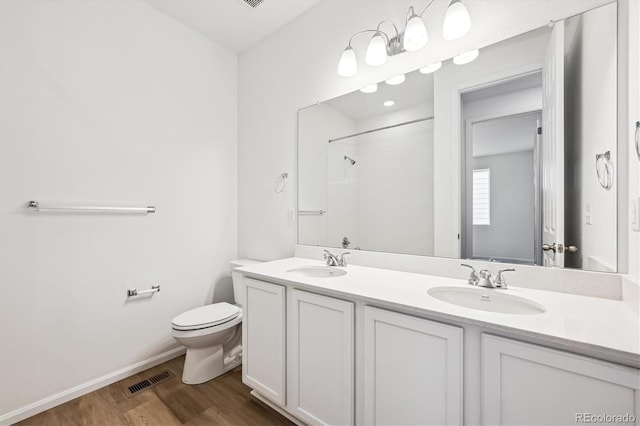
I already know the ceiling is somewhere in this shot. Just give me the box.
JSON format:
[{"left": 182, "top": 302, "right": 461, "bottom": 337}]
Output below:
[
  {"left": 473, "top": 112, "right": 540, "bottom": 158},
  {"left": 145, "top": 0, "right": 321, "bottom": 53},
  {"left": 327, "top": 70, "right": 435, "bottom": 122}
]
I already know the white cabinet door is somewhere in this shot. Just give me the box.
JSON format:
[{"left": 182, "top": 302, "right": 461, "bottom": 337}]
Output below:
[
  {"left": 288, "top": 289, "right": 354, "bottom": 426},
  {"left": 364, "top": 306, "right": 463, "bottom": 426},
  {"left": 243, "top": 278, "right": 286, "bottom": 405},
  {"left": 482, "top": 334, "right": 640, "bottom": 426}
]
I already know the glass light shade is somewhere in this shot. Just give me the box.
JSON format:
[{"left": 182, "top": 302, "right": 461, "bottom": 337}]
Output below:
[
  {"left": 453, "top": 49, "right": 479, "bottom": 65},
  {"left": 443, "top": 0, "right": 472, "bottom": 41},
  {"left": 359, "top": 83, "right": 378, "bottom": 93},
  {"left": 383, "top": 100, "right": 395, "bottom": 107},
  {"left": 385, "top": 74, "right": 405, "bottom": 85},
  {"left": 337, "top": 46, "right": 357, "bottom": 77},
  {"left": 419, "top": 62, "right": 442, "bottom": 74},
  {"left": 403, "top": 14, "right": 428, "bottom": 51},
  {"left": 365, "top": 33, "right": 388, "bottom": 67}
]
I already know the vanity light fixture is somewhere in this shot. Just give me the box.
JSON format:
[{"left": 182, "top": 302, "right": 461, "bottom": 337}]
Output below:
[
  {"left": 453, "top": 49, "right": 479, "bottom": 65},
  {"left": 404, "top": 6, "right": 429, "bottom": 52},
  {"left": 383, "top": 100, "right": 395, "bottom": 107},
  {"left": 443, "top": 0, "right": 472, "bottom": 40},
  {"left": 337, "top": 47, "right": 358, "bottom": 77},
  {"left": 385, "top": 74, "right": 406, "bottom": 85},
  {"left": 337, "top": 0, "right": 472, "bottom": 77},
  {"left": 360, "top": 83, "right": 378, "bottom": 93},
  {"left": 419, "top": 61, "right": 442, "bottom": 73},
  {"left": 365, "top": 31, "right": 389, "bottom": 66}
]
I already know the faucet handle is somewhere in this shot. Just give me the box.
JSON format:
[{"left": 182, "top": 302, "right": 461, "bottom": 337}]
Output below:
[
  {"left": 338, "top": 252, "right": 350, "bottom": 267},
  {"left": 460, "top": 264, "right": 478, "bottom": 286},
  {"left": 495, "top": 268, "right": 516, "bottom": 289}
]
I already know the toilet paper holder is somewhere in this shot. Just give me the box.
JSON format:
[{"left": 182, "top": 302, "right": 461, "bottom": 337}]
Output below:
[{"left": 127, "top": 285, "right": 160, "bottom": 297}]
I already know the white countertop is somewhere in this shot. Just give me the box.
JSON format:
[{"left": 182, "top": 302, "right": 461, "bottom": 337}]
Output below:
[{"left": 237, "top": 257, "right": 640, "bottom": 368}]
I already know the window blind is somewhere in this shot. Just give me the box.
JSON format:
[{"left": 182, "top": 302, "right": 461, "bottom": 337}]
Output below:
[{"left": 473, "top": 169, "right": 490, "bottom": 225}]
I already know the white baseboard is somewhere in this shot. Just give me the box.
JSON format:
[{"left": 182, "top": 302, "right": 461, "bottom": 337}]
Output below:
[{"left": 0, "top": 346, "right": 186, "bottom": 426}]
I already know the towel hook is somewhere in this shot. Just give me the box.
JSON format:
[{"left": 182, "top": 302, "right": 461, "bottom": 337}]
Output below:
[{"left": 274, "top": 172, "right": 288, "bottom": 193}]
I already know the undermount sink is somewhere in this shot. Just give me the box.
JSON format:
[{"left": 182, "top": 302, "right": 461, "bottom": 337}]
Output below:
[
  {"left": 286, "top": 265, "right": 347, "bottom": 278},
  {"left": 427, "top": 286, "right": 546, "bottom": 315}
]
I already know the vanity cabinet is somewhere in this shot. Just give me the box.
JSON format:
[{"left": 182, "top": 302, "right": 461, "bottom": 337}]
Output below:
[
  {"left": 287, "top": 289, "right": 354, "bottom": 426},
  {"left": 482, "top": 334, "right": 640, "bottom": 425},
  {"left": 363, "top": 306, "right": 463, "bottom": 426},
  {"left": 242, "top": 278, "right": 286, "bottom": 405},
  {"left": 240, "top": 274, "right": 639, "bottom": 426}
]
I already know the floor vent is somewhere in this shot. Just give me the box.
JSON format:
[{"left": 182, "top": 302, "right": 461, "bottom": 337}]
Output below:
[
  {"left": 127, "top": 370, "right": 172, "bottom": 395},
  {"left": 241, "top": 0, "right": 266, "bottom": 8}
]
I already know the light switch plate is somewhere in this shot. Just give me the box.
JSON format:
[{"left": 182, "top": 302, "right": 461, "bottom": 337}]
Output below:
[
  {"left": 287, "top": 206, "right": 296, "bottom": 223},
  {"left": 632, "top": 197, "right": 640, "bottom": 232},
  {"left": 585, "top": 204, "right": 592, "bottom": 225}
]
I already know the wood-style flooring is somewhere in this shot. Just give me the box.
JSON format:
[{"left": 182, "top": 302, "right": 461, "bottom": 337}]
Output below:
[{"left": 17, "top": 356, "right": 294, "bottom": 426}]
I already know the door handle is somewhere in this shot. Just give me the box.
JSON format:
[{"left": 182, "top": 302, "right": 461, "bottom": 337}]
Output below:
[{"left": 542, "top": 243, "right": 578, "bottom": 253}]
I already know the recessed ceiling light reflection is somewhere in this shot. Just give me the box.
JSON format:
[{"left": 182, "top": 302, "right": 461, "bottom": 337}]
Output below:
[
  {"left": 359, "top": 84, "right": 378, "bottom": 93},
  {"left": 383, "top": 100, "right": 395, "bottom": 107},
  {"left": 385, "top": 74, "right": 406, "bottom": 85},
  {"left": 419, "top": 62, "right": 442, "bottom": 74},
  {"left": 453, "top": 49, "right": 479, "bottom": 65}
]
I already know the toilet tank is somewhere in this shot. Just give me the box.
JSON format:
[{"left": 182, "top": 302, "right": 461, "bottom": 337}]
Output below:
[{"left": 230, "top": 259, "right": 261, "bottom": 308}]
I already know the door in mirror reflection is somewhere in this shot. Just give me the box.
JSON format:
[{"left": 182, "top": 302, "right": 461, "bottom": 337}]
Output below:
[{"left": 463, "top": 110, "right": 541, "bottom": 266}]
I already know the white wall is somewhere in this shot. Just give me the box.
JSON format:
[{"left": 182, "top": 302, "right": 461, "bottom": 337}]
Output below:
[
  {"left": 327, "top": 138, "right": 358, "bottom": 248},
  {"left": 237, "top": 0, "right": 613, "bottom": 261},
  {"left": 354, "top": 104, "right": 434, "bottom": 255},
  {"left": 0, "top": 0, "right": 237, "bottom": 421},
  {"left": 298, "top": 104, "right": 356, "bottom": 246}
]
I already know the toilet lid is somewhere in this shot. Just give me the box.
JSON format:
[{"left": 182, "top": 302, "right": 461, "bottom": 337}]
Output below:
[{"left": 171, "top": 302, "right": 240, "bottom": 331}]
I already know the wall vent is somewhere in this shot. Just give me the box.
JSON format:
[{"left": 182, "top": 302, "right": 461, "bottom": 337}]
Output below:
[
  {"left": 241, "top": 0, "right": 266, "bottom": 8},
  {"left": 127, "top": 370, "right": 172, "bottom": 395}
]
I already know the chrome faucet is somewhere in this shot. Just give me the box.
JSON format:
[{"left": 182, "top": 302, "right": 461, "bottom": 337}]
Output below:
[
  {"left": 494, "top": 268, "right": 516, "bottom": 289},
  {"left": 460, "top": 264, "right": 479, "bottom": 286},
  {"left": 460, "top": 264, "right": 515, "bottom": 289},
  {"left": 324, "top": 250, "right": 350, "bottom": 267}
]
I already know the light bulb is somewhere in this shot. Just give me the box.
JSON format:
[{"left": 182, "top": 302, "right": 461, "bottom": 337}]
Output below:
[
  {"left": 365, "top": 32, "right": 388, "bottom": 67},
  {"left": 443, "top": 0, "right": 471, "bottom": 41},
  {"left": 419, "top": 62, "right": 442, "bottom": 74},
  {"left": 360, "top": 84, "right": 378, "bottom": 93},
  {"left": 453, "top": 49, "right": 479, "bottom": 65},
  {"left": 337, "top": 46, "right": 357, "bottom": 77},
  {"left": 403, "top": 13, "right": 428, "bottom": 51},
  {"left": 383, "top": 100, "right": 395, "bottom": 107},
  {"left": 385, "top": 74, "right": 405, "bottom": 85}
]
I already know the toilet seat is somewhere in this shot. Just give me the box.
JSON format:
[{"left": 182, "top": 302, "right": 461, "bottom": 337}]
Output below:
[{"left": 171, "top": 302, "right": 241, "bottom": 331}]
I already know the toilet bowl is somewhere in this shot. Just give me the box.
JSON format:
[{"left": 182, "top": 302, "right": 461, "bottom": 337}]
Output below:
[{"left": 171, "top": 259, "right": 259, "bottom": 384}]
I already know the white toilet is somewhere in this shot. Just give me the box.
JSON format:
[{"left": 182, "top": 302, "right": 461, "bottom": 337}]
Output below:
[{"left": 171, "top": 259, "right": 259, "bottom": 384}]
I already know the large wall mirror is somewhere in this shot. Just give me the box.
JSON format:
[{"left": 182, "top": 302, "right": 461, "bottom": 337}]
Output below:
[{"left": 298, "top": 2, "right": 618, "bottom": 273}]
